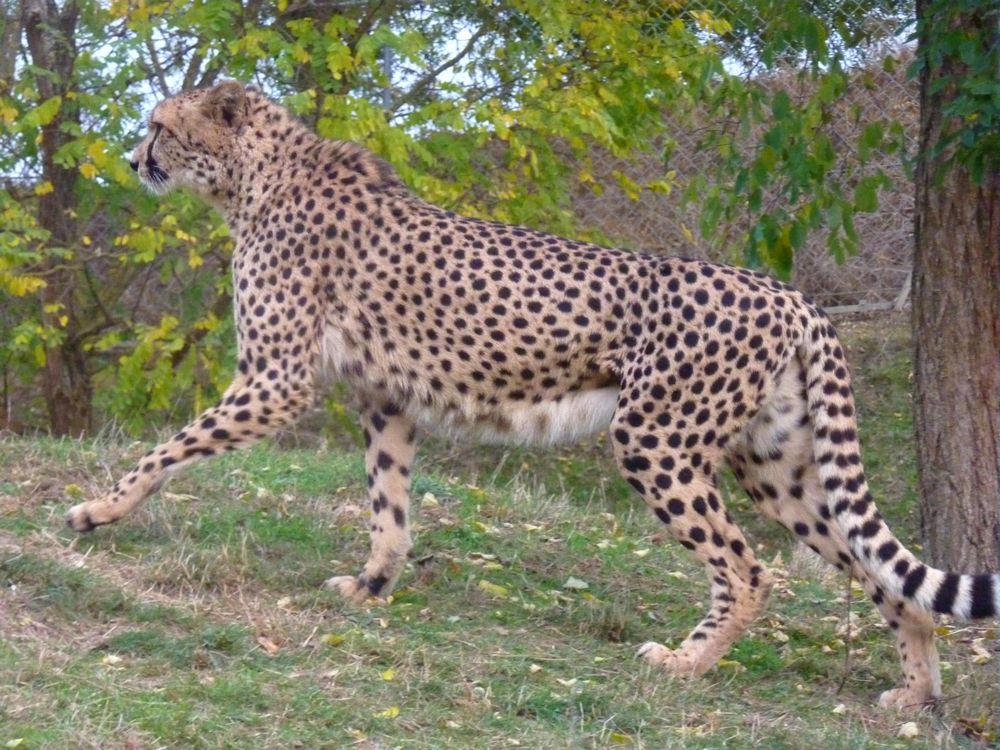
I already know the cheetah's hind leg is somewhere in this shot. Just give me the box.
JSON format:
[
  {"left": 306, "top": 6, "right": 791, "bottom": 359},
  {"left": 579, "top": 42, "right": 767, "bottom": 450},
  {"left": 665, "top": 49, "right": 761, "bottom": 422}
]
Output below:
[
  {"left": 728, "top": 360, "right": 941, "bottom": 707},
  {"left": 610, "top": 405, "right": 772, "bottom": 677}
]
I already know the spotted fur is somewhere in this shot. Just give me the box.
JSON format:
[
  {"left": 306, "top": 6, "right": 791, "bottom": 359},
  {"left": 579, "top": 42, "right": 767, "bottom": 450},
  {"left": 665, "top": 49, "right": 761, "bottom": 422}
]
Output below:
[{"left": 67, "top": 82, "right": 998, "bottom": 708}]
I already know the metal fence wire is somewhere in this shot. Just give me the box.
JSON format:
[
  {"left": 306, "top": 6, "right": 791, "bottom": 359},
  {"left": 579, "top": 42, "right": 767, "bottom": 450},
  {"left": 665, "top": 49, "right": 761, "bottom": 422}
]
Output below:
[{"left": 565, "top": 4, "right": 917, "bottom": 308}]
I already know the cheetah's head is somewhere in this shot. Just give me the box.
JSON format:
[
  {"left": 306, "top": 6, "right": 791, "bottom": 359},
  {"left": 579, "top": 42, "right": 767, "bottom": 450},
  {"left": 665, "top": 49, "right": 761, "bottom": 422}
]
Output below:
[{"left": 130, "top": 81, "right": 249, "bottom": 202}]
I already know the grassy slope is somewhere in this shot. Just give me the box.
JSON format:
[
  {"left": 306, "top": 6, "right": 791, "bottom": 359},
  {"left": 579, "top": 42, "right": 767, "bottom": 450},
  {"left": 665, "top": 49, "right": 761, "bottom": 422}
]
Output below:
[{"left": 0, "top": 314, "right": 996, "bottom": 749}]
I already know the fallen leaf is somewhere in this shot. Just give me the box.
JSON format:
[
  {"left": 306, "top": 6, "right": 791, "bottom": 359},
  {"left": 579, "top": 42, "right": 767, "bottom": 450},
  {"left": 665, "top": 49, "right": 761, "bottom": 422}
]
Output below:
[
  {"left": 374, "top": 705, "right": 400, "bottom": 719},
  {"left": 257, "top": 636, "right": 280, "bottom": 655},
  {"left": 897, "top": 722, "right": 920, "bottom": 739},
  {"left": 321, "top": 633, "right": 345, "bottom": 647},
  {"left": 381, "top": 668, "right": 396, "bottom": 681},
  {"left": 831, "top": 703, "right": 847, "bottom": 715},
  {"left": 971, "top": 638, "right": 992, "bottom": 664},
  {"left": 478, "top": 579, "right": 509, "bottom": 598},
  {"left": 563, "top": 577, "right": 589, "bottom": 590}
]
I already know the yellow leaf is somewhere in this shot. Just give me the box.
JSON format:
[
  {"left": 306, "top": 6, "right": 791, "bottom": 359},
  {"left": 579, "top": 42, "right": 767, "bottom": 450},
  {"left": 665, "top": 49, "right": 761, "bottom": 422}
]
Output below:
[
  {"left": 373, "top": 705, "right": 400, "bottom": 719},
  {"left": 82, "top": 235, "right": 92, "bottom": 246},
  {"left": 2, "top": 272, "right": 46, "bottom": 296},
  {"left": 59, "top": 315, "right": 68, "bottom": 327},
  {"left": 80, "top": 163, "right": 99, "bottom": 180},
  {"left": 86, "top": 139, "right": 108, "bottom": 164},
  {"left": 477, "top": 579, "right": 508, "bottom": 598},
  {"left": 716, "top": 658, "right": 745, "bottom": 671},
  {"left": 381, "top": 668, "right": 395, "bottom": 681},
  {"left": 609, "top": 732, "right": 634, "bottom": 745},
  {"left": 321, "top": 633, "right": 345, "bottom": 646},
  {"left": 34, "top": 181, "right": 54, "bottom": 196}
]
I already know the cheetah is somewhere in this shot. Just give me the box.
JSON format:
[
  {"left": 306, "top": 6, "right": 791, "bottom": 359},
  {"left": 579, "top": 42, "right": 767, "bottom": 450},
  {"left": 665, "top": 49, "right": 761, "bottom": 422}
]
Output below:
[{"left": 67, "top": 81, "right": 998, "bottom": 708}]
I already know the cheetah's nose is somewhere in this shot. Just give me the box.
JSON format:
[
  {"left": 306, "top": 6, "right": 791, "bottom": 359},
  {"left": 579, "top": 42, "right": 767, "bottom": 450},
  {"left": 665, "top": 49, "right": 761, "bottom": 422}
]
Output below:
[{"left": 129, "top": 160, "right": 139, "bottom": 172}]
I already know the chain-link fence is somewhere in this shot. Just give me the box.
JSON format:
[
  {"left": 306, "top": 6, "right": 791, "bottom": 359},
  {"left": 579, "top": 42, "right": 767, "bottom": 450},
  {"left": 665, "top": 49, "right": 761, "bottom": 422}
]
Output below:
[{"left": 567, "top": 8, "right": 917, "bottom": 309}]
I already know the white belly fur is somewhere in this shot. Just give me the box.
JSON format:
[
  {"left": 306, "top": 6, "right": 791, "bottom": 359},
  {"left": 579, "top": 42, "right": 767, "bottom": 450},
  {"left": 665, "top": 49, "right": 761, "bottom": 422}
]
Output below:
[
  {"left": 408, "top": 387, "right": 620, "bottom": 446},
  {"left": 320, "top": 325, "right": 619, "bottom": 446}
]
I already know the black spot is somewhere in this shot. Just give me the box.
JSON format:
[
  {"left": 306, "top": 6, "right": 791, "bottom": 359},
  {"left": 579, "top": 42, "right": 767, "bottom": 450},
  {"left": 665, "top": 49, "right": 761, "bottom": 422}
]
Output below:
[
  {"left": 860, "top": 520, "right": 880, "bottom": 538},
  {"left": 969, "top": 574, "right": 995, "bottom": 618},
  {"left": 932, "top": 573, "right": 961, "bottom": 614},
  {"left": 901, "top": 564, "right": 927, "bottom": 598},
  {"left": 876, "top": 541, "right": 899, "bottom": 562},
  {"left": 367, "top": 574, "right": 389, "bottom": 596},
  {"left": 622, "top": 455, "right": 651, "bottom": 473}
]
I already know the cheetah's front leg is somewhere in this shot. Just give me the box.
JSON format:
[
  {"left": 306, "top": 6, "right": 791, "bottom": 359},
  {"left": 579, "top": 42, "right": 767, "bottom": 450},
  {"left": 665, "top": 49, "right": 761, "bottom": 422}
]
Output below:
[
  {"left": 66, "top": 373, "right": 315, "bottom": 532},
  {"left": 327, "top": 403, "right": 416, "bottom": 604}
]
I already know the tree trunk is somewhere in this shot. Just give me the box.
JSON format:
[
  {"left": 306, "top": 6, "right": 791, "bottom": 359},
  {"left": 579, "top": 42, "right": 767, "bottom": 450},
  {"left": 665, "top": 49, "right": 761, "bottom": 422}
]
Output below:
[
  {"left": 23, "top": 0, "right": 92, "bottom": 436},
  {"left": 913, "top": 0, "right": 1000, "bottom": 572}
]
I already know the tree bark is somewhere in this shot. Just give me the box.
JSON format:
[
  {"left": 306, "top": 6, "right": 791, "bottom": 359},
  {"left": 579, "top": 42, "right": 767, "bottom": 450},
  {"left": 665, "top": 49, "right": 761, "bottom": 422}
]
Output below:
[
  {"left": 913, "top": 0, "right": 1000, "bottom": 571},
  {"left": 23, "top": 0, "right": 92, "bottom": 436}
]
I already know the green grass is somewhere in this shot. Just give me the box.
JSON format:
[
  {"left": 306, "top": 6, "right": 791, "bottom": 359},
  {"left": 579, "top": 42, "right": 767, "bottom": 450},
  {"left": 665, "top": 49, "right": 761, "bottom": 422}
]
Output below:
[{"left": 0, "top": 314, "right": 996, "bottom": 749}]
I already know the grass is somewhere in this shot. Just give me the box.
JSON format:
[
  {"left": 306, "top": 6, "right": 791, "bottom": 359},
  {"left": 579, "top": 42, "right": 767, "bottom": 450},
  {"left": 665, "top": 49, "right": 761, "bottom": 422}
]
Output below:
[{"left": 0, "top": 313, "right": 996, "bottom": 749}]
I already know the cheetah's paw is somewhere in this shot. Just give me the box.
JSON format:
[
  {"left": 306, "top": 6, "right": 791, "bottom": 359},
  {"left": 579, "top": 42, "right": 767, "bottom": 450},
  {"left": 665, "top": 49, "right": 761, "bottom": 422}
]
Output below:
[
  {"left": 66, "top": 502, "right": 108, "bottom": 533},
  {"left": 877, "top": 687, "right": 937, "bottom": 711},
  {"left": 325, "top": 575, "right": 377, "bottom": 605},
  {"left": 637, "top": 641, "right": 702, "bottom": 676}
]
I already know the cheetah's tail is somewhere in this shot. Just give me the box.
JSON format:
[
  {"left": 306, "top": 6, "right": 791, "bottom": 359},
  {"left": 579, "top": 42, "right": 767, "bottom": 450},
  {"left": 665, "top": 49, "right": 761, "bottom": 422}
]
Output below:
[{"left": 800, "top": 317, "right": 998, "bottom": 621}]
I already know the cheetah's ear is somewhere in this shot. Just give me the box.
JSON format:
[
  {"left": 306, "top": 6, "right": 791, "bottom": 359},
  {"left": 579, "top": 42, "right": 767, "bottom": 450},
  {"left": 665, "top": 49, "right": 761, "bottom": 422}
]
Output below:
[{"left": 202, "top": 81, "right": 247, "bottom": 129}]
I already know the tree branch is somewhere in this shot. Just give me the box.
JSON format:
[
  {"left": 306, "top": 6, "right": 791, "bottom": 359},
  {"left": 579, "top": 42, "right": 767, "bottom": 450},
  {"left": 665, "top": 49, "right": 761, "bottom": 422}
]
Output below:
[{"left": 389, "top": 23, "right": 490, "bottom": 118}]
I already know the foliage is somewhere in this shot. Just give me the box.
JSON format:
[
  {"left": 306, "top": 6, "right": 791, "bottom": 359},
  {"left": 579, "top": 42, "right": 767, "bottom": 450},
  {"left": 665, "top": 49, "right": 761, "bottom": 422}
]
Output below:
[{"left": 910, "top": 0, "right": 1000, "bottom": 182}]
